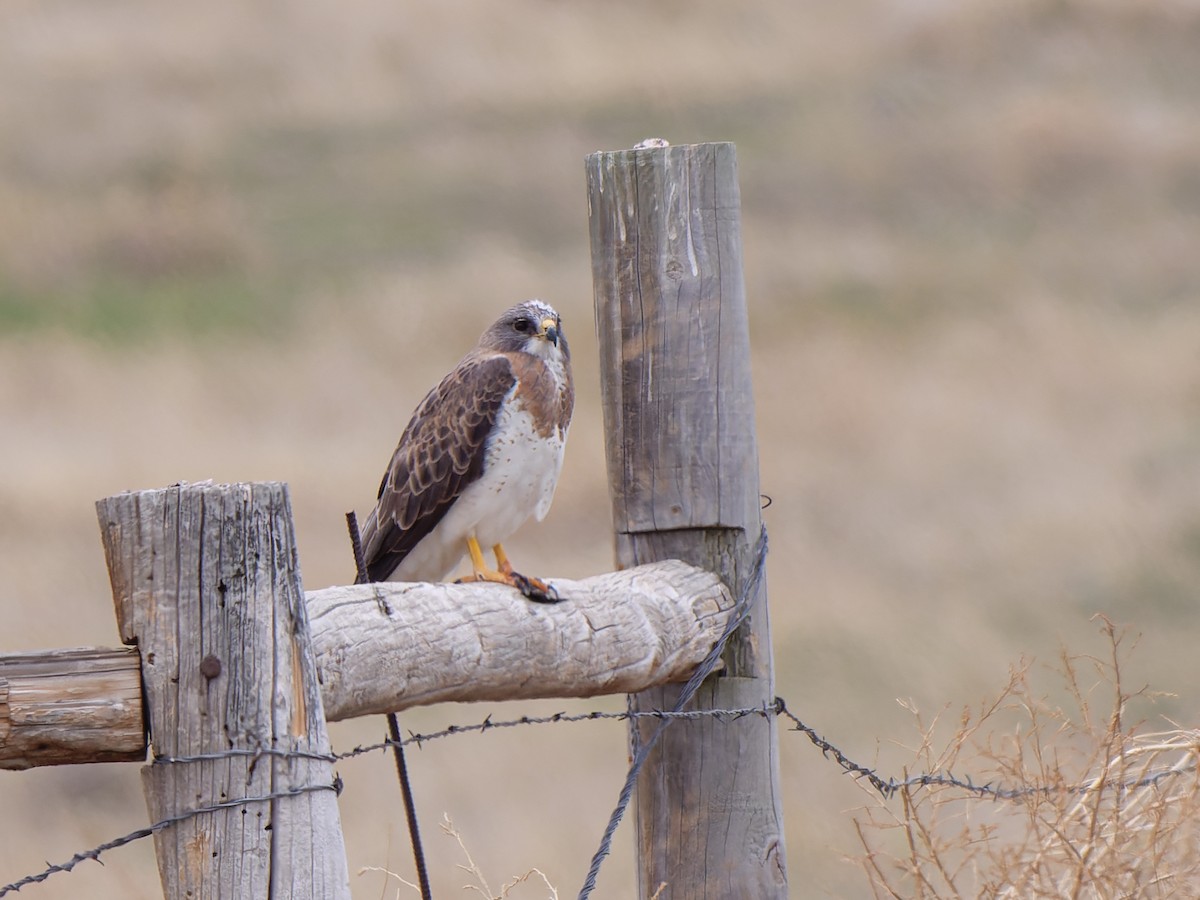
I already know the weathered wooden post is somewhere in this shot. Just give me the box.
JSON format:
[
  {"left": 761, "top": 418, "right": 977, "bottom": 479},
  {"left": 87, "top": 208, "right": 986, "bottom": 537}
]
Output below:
[
  {"left": 96, "top": 482, "right": 350, "bottom": 900},
  {"left": 586, "top": 142, "right": 788, "bottom": 897}
]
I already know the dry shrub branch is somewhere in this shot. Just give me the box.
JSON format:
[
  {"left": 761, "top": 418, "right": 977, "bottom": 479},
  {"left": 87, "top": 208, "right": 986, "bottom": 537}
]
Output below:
[{"left": 854, "top": 616, "right": 1200, "bottom": 899}]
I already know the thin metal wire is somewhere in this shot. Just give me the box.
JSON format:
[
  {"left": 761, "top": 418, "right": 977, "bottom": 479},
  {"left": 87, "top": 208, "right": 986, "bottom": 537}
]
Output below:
[
  {"left": 5, "top": 694, "right": 1195, "bottom": 897},
  {"left": 577, "top": 526, "right": 771, "bottom": 900},
  {"left": 154, "top": 703, "right": 1198, "bottom": 802},
  {"left": 775, "top": 697, "right": 1199, "bottom": 800},
  {"left": 0, "top": 782, "right": 339, "bottom": 897},
  {"left": 347, "top": 509, "right": 433, "bottom": 900},
  {"left": 154, "top": 704, "right": 778, "bottom": 768}
]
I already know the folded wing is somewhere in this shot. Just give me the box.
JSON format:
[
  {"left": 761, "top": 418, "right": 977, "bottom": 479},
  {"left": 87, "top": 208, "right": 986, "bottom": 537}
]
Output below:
[{"left": 360, "top": 353, "right": 516, "bottom": 583}]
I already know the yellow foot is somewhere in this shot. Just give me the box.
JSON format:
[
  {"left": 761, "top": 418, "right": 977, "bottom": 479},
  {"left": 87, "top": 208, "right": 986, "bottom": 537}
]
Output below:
[{"left": 454, "top": 538, "right": 563, "bottom": 603}]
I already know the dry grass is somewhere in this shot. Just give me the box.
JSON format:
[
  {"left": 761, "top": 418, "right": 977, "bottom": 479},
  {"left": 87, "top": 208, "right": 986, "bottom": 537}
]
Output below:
[
  {"left": 1, "top": 0, "right": 1199, "bottom": 897},
  {"left": 854, "top": 618, "right": 1200, "bottom": 898},
  {"left": 359, "top": 816, "right": 558, "bottom": 900}
]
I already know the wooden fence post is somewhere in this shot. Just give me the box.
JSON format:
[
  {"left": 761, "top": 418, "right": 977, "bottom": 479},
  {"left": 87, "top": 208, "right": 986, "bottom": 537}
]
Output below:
[
  {"left": 586, "top": 142, "right": 788, "bottom": 898},
  {"left": 96, "top": 482, "right": 350, "bottom": 900}
]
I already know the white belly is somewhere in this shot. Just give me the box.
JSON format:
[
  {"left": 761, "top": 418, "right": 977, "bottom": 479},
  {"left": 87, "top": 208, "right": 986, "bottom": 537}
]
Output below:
[{"left": 388, "top": 397, "right": 567, "bottom": 582}]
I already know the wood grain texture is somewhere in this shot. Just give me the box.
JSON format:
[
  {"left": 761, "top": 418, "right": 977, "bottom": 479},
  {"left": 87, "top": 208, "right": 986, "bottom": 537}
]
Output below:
[
  {"left": 307, "top": 559, "right": 733, "bottom": 719},
  {"left": 0, "top": 646, "right": 144, "bottom": 769},
  {"left": 97, "top": 482, "right": 350, "bottom": 900},
  {"left": 587, "top": 142, "right": 789, "bottom": 899},
  {"left": 588, "top": 141, "right": 760, "bottom": 537}
]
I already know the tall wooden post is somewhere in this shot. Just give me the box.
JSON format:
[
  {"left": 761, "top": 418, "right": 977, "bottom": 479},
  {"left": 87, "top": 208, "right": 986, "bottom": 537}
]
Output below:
[
  {"left": 586, "top": 142, "right": 788, "bottom": 898},
  {"left": 96, "top": 482, "right": 350, "bottom": 900}
]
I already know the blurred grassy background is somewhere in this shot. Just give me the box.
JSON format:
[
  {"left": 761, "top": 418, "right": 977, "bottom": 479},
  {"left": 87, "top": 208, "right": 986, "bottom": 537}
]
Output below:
[{"left": 2, "top": 0, "right": 1199, "bottom": 896}]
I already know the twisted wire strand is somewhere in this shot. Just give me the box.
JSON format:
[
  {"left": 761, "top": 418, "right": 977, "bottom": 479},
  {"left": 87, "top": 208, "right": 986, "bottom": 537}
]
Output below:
[{"left": 577, "top": 527, "right": 770, "bottom": 900}]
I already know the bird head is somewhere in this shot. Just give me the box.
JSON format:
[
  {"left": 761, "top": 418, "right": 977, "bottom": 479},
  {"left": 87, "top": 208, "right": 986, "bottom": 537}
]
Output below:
[{"left": 482, "top": 300, "right": 570, "bottom": 362}]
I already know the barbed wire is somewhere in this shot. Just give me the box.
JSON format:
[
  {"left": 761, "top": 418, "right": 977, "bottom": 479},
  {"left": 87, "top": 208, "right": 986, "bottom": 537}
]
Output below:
[
  {"left": 0, "top": 782, "right": 339, "bottom": 897},
  {"left": 0, "top": 704, "right": 780, "bottom": 897},
  {"left": 773, "top": 696, "right": 1198, "bottom": 801},
  {"left": 4, "top": 696, "right": 1195, "bottom": 897},
  {"left": 4, "top": 669, "right": 1198, "bottom": 893},
  {"left": 150, "top": 704, "right": 778, "bottom": 771}
]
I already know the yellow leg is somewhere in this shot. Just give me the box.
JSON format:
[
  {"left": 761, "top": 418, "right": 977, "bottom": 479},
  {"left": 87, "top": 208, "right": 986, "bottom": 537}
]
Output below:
[
  {"left": 467, "top": 536, "right": 489, "bottom": 576},
  {"left": 458, "top": 537, "right": 560, "bottom": 602},
  {"left": 493, "top": 543, "right": 514, "bottom": 576},
  {"left": 465, "top": 536, "right": 507, "bottom": 583}
]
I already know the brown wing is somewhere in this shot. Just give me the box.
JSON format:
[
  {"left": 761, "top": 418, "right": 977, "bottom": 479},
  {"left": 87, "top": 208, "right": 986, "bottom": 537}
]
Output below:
[{"left": 359, "top": 353, "right": 516, "bottom": 583}]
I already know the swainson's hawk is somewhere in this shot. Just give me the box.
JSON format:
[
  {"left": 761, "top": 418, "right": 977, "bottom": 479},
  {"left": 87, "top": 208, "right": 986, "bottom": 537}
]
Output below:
[{"left": 359, "top": 300, "right": 574, "bottom": 601}]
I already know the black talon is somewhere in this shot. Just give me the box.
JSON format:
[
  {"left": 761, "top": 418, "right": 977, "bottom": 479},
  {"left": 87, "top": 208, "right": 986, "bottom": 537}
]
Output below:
[{"left": 512, "top": 572, "right": 563, "bottom": 604}]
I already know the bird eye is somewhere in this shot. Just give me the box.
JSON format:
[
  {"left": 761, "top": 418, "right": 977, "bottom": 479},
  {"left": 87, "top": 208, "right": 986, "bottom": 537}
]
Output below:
[{"left": 513, "top": 318, "right": 532, "bottom": 333}]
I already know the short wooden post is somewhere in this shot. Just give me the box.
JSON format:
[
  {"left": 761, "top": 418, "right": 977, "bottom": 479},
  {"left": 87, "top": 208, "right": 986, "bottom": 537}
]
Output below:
[
  {"left": 96, "top": 482, "right": 350, "bottom": 900},
  {"left": 586, "top": 142, "right": 788, "bottom": 897}
]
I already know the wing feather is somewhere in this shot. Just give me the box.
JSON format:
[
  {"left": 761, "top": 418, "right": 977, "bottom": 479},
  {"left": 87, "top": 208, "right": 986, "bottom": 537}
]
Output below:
[{"left": 360, "top": 353, "right": 516, "bottom": 583}]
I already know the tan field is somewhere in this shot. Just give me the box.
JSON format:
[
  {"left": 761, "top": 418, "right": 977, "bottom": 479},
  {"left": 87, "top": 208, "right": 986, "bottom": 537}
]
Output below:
[{"left": 3, "top": 1, "right": 1200, "bottom": 896}]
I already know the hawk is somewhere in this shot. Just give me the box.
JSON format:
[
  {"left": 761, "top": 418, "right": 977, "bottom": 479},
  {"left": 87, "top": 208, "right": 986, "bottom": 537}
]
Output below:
[{"left": 359, "top": 300, "right": 574, "bottom": 601}]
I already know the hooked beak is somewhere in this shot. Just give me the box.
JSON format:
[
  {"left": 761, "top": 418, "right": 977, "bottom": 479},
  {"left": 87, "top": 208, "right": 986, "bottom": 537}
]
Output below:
[{"left": 540, "top": 316, "right": 559, "bottom": 347}]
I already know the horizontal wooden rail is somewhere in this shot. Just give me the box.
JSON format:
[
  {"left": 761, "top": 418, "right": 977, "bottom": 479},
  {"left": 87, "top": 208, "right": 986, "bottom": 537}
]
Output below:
[
  {"left": 1, "top": 560, "right": 732, "bottom": 769},
  {"left": 310, "top": 558, "right": 731, "bottom": 719},
  {"left": 0, "top": 647, "right": 145, "bottom": 770}
]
